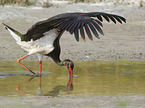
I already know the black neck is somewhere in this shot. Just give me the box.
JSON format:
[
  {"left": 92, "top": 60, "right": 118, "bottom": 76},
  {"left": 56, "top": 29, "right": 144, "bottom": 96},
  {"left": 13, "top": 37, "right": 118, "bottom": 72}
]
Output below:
[{"left": 46, "top": 31, "right": 65, "bottom": 66}]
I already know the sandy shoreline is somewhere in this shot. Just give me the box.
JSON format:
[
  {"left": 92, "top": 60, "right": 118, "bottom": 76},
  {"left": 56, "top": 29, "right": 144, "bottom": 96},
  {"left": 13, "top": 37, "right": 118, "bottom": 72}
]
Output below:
[{"left": 0, "top": 95, "right": 145, "bottom": 108}]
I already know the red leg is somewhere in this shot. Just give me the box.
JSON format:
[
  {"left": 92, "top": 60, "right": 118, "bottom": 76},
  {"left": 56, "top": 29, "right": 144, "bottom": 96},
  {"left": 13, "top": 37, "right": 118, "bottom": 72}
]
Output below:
[
  {"left": 17, "top": 54, "right": 35, "bottom": 74},
  {"left": 39, "top": 61, "right": 42, "bottom": 75}
]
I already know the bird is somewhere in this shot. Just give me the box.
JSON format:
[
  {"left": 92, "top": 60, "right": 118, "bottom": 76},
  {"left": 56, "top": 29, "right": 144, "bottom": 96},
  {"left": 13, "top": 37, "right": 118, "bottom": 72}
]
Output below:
[{"left": 3, "top": 12, "right": 126, "bottom": 77}]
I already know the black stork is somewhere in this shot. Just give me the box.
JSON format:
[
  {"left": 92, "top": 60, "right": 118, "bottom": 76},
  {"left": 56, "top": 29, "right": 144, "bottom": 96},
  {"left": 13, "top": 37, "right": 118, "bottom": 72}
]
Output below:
[{"left": 3, "top": 12, "right": 126, "bottom": 77}]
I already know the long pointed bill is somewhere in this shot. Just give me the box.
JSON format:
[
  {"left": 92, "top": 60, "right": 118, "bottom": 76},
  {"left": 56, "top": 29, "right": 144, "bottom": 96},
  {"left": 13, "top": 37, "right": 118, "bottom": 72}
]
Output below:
[{"left": 68, "top": 65, "right": 73, "bottom": 77}]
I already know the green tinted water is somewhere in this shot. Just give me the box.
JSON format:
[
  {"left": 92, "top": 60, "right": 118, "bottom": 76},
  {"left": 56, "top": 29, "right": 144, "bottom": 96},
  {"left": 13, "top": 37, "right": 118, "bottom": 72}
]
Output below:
[{"left": 0, "top": 61, "right": 145, "bottom": 96}]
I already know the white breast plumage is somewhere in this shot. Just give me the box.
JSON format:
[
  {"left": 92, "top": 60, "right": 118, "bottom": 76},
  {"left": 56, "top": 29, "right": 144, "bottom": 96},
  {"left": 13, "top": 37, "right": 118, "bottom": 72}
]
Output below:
[{"left": 8, "top": 28, "right": 58, "bottom": 55}]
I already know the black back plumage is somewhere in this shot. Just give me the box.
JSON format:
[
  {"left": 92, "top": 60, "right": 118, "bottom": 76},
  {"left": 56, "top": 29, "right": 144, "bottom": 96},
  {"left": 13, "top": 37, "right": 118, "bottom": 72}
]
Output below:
[{"left": 24, "top": 12, "right": 126, "bottom": 41}]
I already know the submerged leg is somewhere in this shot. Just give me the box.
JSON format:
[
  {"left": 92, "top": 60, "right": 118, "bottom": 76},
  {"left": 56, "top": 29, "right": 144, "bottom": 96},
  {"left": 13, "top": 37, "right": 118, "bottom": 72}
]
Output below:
[{"left": 17, "top": 54, "right": 36, "bottom": 74}]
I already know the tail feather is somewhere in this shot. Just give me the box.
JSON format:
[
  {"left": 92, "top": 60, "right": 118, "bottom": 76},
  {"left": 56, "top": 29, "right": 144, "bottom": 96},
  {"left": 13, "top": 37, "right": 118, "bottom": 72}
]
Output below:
[{"left": 2, "top": 23, "right": 23, "bottom": 42}]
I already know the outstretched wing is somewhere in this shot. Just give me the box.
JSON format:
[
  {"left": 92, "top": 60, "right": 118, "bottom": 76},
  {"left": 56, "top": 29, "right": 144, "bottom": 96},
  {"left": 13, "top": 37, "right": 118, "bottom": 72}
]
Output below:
[{"left": 25, "top": 12, "right": 126, "bottom": 41}]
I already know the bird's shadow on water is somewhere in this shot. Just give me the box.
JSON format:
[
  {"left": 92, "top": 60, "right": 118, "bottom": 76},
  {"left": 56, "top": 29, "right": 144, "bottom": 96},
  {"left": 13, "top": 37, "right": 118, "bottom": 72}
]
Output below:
[{"left": 0, "top": 72, "right": 73, "bottom": 96}]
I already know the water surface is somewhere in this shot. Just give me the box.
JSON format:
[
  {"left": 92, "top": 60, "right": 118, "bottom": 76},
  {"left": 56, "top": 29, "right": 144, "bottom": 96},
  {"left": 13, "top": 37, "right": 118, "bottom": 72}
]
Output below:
[{"left": 0, "top": 61, "right": 145, "bottom": 97}]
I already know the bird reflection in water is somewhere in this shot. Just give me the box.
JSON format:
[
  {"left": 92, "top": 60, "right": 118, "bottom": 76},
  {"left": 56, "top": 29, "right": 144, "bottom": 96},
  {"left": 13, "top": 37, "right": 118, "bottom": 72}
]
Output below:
[{"left": 16, "top": 75, "right": 73, "bottom": 96}]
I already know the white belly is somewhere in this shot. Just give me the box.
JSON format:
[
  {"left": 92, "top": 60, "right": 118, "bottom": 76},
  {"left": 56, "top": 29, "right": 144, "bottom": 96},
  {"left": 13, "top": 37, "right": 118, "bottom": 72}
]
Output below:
[{"left": 13, "top": 29, "right": 58, "bottom": 55}]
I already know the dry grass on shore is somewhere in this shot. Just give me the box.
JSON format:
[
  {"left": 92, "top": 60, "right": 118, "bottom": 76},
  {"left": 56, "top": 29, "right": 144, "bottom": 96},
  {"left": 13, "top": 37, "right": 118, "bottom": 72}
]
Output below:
[{"left": 0, "top": 0, "right": 29, "bottom": 6}]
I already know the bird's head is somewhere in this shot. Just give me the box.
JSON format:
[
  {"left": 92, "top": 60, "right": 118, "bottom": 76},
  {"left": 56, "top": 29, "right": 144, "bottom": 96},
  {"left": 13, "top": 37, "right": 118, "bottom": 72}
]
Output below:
[{"left": 63, "top": 59, "right": 74, "bottom": 77}]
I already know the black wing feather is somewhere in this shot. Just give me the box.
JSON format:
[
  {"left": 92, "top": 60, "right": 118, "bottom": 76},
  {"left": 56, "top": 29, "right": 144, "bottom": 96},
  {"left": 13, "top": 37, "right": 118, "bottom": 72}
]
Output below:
[
  {"left": 51, "top": 18, "right": 65, "bottom": 27},
  {"left": 102, "top": 15, "right": 110, "bottom": 22},
  {"left": 97, "top": 15, "right": 103, "bottom": 22},
  {"left": 67, "top": 21, "right": 78, "bottom": 34},
  {"left": 74, "top": 22, "right": 81, "bottom": 32},
  {"left": 93, "top": 19, "right": 103, "bottom": 27},
  {"left": 118, "top": 16, "right": 126, "bottom": 23},
  {"left": 62, "top": 19, "right": 76, "bottom": 32},
  {"left": 74, "top": 29, "right": 79, "bottom": 41},
  {"left": 68, "top": 20, "right": 79, "bottom": 34},
  {"left": 24, "top": 12, "right": 126, "bottom": 41},
  {"left": 57, "top": 17, "right": 75, "bottom": 30},
  {"left": 114, "top": 17, "right": 123, "bottom": 24},
  {"left": 66, "top": 18, "right": 78, "bottom": 31},
  {"left": 58, "top": 21, "right": 70, "bottom": 30},
  {"left": 80, "top": 24, "right": 85, "bottom": 40},
  {"left": 108, "top": 15, "right": 116, "bottom": 24},
  {"left": 90, "top": 20, "right": 104, "bottom": 35},
  {"left": 88, "top": 22, "right": 99, "bottom": 39},
  {"left": 84, "top": 23, "right": 93, "bottom": 40}
]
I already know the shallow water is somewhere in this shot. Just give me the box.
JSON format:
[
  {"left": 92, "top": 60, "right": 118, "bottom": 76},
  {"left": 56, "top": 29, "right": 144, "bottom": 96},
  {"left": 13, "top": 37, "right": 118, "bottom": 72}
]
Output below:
[{"left": 0, "top": 61, "right": 145, "bottom": 97}]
